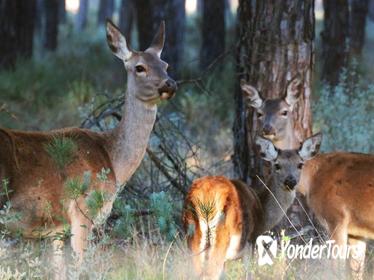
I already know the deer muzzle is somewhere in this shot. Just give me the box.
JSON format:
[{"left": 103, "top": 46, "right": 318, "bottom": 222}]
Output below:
[
  {"left": 158, "top": 79, "right": 177, "bottom": 100},
  {"left": 284, "top": 175, "right": 297, "bottom": 190}
]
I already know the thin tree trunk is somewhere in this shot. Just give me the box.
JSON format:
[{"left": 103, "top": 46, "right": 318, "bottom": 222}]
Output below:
[
  {"left": 134, "top": 0, "right": 154, "bottom": 50},
  {"left": 200, "top": 0, "right": 225, "bottom": 69},
  {"left": 369, "top": 0, "right": 374, "bottom": 20},
  {"left": 119, "top": 0, "right": 135, "bottom": 45},
  {"left": 233, "top": 0, "right": 315, "bottom": 230},
  {"left": 0, "top": 0, "right": 36, "bottom": 70},
  {"left": 43, "top": 0, "right": 59, "bottom": 51},
  {"left": 320, "top": 0, "right": 349, "bottom": 86},
  {"left": 350, "top": 0, "right": 369, "bottom": 55},
  {"left": 98, "top": 0, "right": 115, "bottom": 26},
  {"left": 35, "top": 0, "right": 44, "bottom": 35},
  {"left": 59, "top": 0, "right": 66, "bottom": 24},
  {"left": 76, "top": 0, "right": 89, "bottom": 32},
  {"left": 151, "top": 0, "right": 186, "bottom": 76}
]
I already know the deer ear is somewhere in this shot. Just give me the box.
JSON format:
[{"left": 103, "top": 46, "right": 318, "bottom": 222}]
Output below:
[
  {"left": 299, "top": 133, "right": 322, "bottom": 160},
  {"left": 106, "top": 19, "right": 132, "bottom": 61},
  {"left": 241, "top": 80, "right": 263, "bottom": 109},
  {"left": 146, "top": 21, "right": 165, "bottom": 57},
  {"left": 285, "top": 75, "right": 302, "bottom": 109},
  {"left": 255, "top": 136, "right": 278, "bottom": 161}
]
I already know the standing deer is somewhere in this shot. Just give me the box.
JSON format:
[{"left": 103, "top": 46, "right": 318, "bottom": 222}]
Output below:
[
  {"left": 241, "top": 77, "right": 313, "bottom": 230},
  {"left": 240, "top": 77, "right": 303, "bottom": 150},
  {"left": 0, "top": 20, "right": 177, "bottom": 277},
  {"left": 182, "top": 134, "right": 322, "bottom": 280},
  {"left": 297, "top": 152, "right": 374, "bottom": 279}
]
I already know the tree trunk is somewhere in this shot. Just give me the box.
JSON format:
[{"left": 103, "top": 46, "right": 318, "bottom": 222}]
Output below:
[
  {"left": 0, "top": 0, "right": 36, "bottom": 70},
  {"left": 369, "top": 0, "right": 374, "bottom": 21},
  {"left": 233, "top": 0, "right": 314, "bottom": 231},
  {"left": 35, "top": 0, "right": 44, "bottom": 35},
  {"left": 151, "top": 0, "right": 186, "bottom": 76},
  {"left": 119, "top": 0, "right": 135, "bottom": 45},
  {"left": 97, "top": 0, "right": 115, "bottom": 26},
  {"left": 350, "top": 0, "right": 369, "bottom": 55},
  {"left": 200, "top": 0, "right": 225, "bottom": 69},
  {"left": 59, "top": 0, "right": 66, "bottom": 24},
  {"left": 134, "top": 0, "right": 154, "bottom": 50},
  {"left": 320, "top": 0, "right": 349, "bottom": 86},
  {"left": 76, "top": 0, "right": 89, "bottom": 32},
  {"left": 43, "top": 0, "right": 59, "bottom": 51}
]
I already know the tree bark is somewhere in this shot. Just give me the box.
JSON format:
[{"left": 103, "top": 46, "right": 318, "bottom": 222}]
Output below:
[
  {"left": 200, "top": 0, "right": 225, "bottom": 69},
  {"left": 233, "top": 0, "right": 315, "bottom": 230},
  {"left": 0, "top": 0, "right": 36, "bottom": 70},
  {"left": 76, "top": 0, "right": 89, "bottom": 32},
  {"left": 350, "top": 0, "right": 369, "bottom": 55},
  {"left": 43, "top": 0, "right": 59, "bottom": 51},
  {"left": 134, "top": 0, "right": 154, "bottom": 51},
  {"left": 59, "top": 0, "right": 66, "bottom": 24},
  {"left": 119, "top": 0, "right": 135, "bottom": 45},
  {"left": 152, "top": 0, "right": 186, "bottom": 76},
  {"left": 97, "top": 0, "right": 115, "bottom": 26},
  {"left": 320, "top": 0, "right": 349, "bottom": 86},
  {"left": 369, "top": 0, "right": 374, "bottom": 20}
]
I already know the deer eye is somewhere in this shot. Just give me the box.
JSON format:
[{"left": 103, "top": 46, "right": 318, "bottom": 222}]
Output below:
[
  {"left": 281, "top": 110, "right": 288, "bottom": 116},
  {"left": 135, "top": 65, "right": 146, "bottom": 73},
  {"left": 274, "top": 163, "right": 281, "bottom": 171},
  {"left": 297, "top": 163, "right": 304, "bottom": 169}
]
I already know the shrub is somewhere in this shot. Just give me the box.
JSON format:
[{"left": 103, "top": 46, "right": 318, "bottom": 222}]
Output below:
[
  {"left": 313, "top": 67, "right": 374, "bottom": 153},
  {"left": 44, "top": 136, "right": 78, "bottom": 169}
]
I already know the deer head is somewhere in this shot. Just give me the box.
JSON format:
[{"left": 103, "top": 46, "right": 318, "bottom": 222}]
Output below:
[
  {"left": 106, "top": 20, "right": 177, "bottom": 104},
  {"left": 256, "top": 133, "right": 322, "bottom": 191},
  {"left": 241, "top": 77, "right": 302, "bottom": 146}
]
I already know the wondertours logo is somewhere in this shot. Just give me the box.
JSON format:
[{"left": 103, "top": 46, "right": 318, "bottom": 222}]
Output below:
[{"left": 256, "top": 235, "right": 360, "bottom": 266}]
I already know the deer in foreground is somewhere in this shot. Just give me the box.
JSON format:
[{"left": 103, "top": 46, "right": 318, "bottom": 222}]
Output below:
[
  {"left": 297, "top": 152, "right": 374, "bottom": 279},
  {"left": 0, "top": 20, "right": 176, "bottom": 277},
  {"left": 182, "top": 134, "right": 322, "bottom": 280}
]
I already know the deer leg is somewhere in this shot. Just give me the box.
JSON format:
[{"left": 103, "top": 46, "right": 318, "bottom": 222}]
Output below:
[
  {"left": 348, "top": 237, "right": 366, "bottom": 280},
  {"left": 52, "top": 239, "right": 66, "bottom": 280},
  {"left": 204, "top": 227, "right": 230, "bottom": 280},
  {"left": 328, "top": 220, "right": 348, "bottom": 279},
  {"left": 70, "top": 215, "right": 92, "bottom": 264}
]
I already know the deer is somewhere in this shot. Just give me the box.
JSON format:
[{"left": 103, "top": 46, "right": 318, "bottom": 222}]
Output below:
[
  {"left": 0, "top": 20, "right": 177, "bottom": 278},
  {"left": 182, "top": 133, "right": 322, "bottom": 280},
  {"left": 240, "top": 77, "right": 303, "bottom": 150},
  {"left": 297, "top": 152, "right": 374, "bottom": 279},
  {"left": 241, "top": 77, "right": 315, "bottom": 231}
]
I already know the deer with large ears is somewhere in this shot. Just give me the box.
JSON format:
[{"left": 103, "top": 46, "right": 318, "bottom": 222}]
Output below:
[
  {"left": 183, "top": 133, "right": 322, "bottom": 280},
  {"left": 0, "top": 20, "right": 176, "bottom": 277},
  {"left": 240, "top": 76, "right": 303, "bottom": 150}
]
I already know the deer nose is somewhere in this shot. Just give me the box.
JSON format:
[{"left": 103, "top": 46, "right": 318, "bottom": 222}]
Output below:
[
  {"left": 284, "top": 176, "right": 297, "bottom": 190},
  {"left": 159, "top": 79, "right": 177, "bottom": 100},
  {"left": 263, "top": 124, "right": 274, "bottom": 135}
]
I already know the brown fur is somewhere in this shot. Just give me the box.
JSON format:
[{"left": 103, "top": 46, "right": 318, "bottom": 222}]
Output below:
[
  {"left": 183, "top": 176, "right": 262, "bottom": 279},
  {"left": 0, "top": 127, "right": 115, "bottom": 241},
  {"left": 182, "top": 134, "right": 322, "bottom": 279},
  {"left": 297, "top": 152, "right": 374, "bottom": 278}
]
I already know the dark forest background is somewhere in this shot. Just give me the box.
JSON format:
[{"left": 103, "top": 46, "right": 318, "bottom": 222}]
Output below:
[{"left": 0, "top": 1, "right": 374, "bottom": 277}]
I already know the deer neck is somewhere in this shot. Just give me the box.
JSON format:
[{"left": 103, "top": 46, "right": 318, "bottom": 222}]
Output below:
[
  {"left": 109, "top": 87, "right": 157, "bottom": 186},
  {"left": 273, "top": 120, "right": 299, "bottom": 150},
  {"left": 258, "top": 175, "right": 296, "bottom": 233}
]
